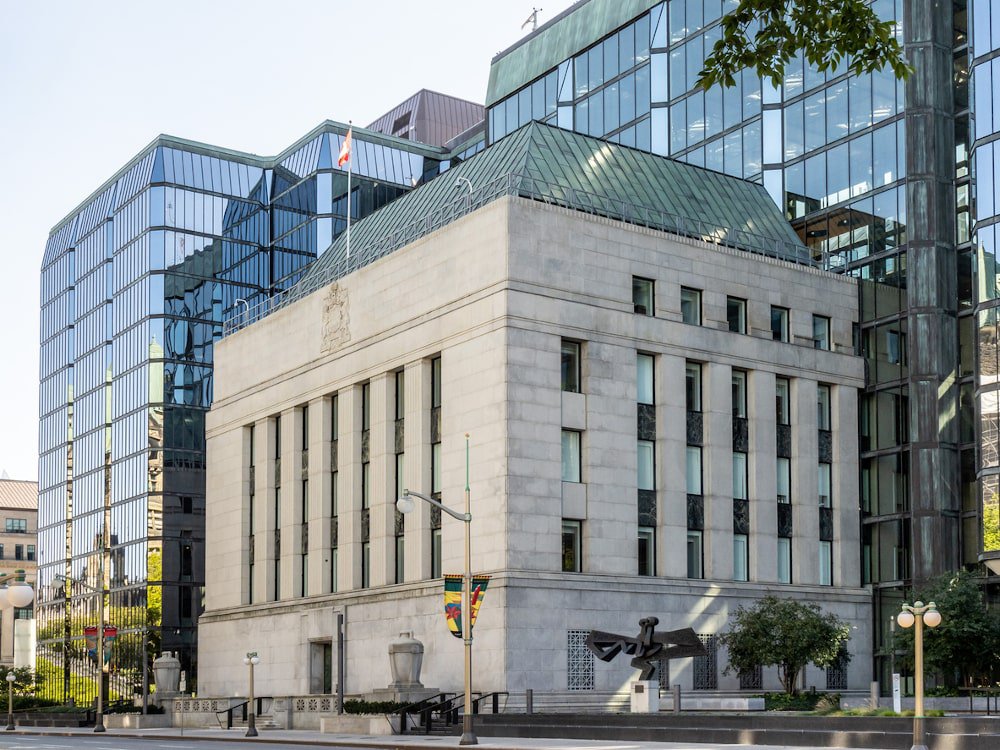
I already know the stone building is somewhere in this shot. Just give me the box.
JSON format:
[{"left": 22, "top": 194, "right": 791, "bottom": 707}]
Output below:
[
  {"left": 0, "top": 478, "right": 37, "bottom": 667},
  {"left": 199, "top": 123, "right": 869, "bottom": 702}
]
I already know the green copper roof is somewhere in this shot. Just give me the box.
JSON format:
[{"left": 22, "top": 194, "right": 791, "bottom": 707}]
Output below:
[
  {"left": 266, "top": 122, "right": 807, "bottom": 317},
  {"left": 486, "top": 0, "right": 660, "bottom": 106}
]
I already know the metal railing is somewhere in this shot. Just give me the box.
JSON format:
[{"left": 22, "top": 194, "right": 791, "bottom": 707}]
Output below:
[
  {"left": 395, "top": 690, "right": 508, "bottom": 735},
  {"left": 215, "top": 696, "right": 267, "bottom": 730},
  {"left": 223, "top": 171, "right": 815, "bottom": 337}
]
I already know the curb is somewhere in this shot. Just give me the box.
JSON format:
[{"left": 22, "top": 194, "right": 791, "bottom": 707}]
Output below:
[{"left": 2, "top": 729, "right": 542, "bottom": 750}]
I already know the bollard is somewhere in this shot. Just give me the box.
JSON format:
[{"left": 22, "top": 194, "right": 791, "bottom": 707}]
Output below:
[
  {"left": 525, "top": 689, "right": 533, "bottom": 715},
  {"left": 672, "top": 684, "right": 681, "bottom": 714},
  {"left": 870, "top": 681, "right": 880, "bottom": 710}
]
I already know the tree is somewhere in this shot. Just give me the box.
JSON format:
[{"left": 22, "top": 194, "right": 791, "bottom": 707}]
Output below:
[
  {"left": 893, "top": 571, "right": 1000, "bottom": 687},
  {"left": 720, "top": 595, "right": 851, "bottom": 695},
  {"left": 698, "top": 0, "right": 910, "bottom": 90}
]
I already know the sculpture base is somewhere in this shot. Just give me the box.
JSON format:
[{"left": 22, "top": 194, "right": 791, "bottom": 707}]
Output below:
[{"left": 630, "top": 680, "right": 659, "bottom": 713}]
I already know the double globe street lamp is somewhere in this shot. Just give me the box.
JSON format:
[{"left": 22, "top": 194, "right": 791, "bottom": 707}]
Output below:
[
  {"left": 243, "top": 652, "right": 260, "bottom": 737},
  {"left": 897, "top": 601, "right": 942, "bottom": 750}
]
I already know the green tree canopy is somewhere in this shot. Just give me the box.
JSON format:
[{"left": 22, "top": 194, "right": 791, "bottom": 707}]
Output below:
[
  {"left": 719, "top": 595, "right": 851, "bottom": 695},
  {"left": 893, "top": 571, "right": 1000, "bottom": 687},
  {"left": 698, "top": 0, "right": 910, "bottom": 90}
]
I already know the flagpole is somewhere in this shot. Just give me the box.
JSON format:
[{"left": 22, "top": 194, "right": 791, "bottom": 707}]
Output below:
[{"left": 346, "top": 121, "right": 352, "bottom": 262}]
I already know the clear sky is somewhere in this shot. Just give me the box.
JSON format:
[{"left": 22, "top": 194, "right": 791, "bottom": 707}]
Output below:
[{"left": 0, "top": 0, "right": 575, "bottom": 481}]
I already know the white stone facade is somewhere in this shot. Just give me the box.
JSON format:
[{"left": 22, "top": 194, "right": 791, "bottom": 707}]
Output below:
[{"left": 200, "top": 197, "right": 869, "bottom": 701}]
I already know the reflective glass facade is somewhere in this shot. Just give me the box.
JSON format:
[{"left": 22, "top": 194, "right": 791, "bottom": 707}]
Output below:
[
  {"left": 37, "top": 126, "right": 443, "bottom": 700},
  {"left": 974, "top": 2, "right": 1000, "bottom": 573},
  {"left": 487, "top": 0, "right": 979, "bottom": 686}
]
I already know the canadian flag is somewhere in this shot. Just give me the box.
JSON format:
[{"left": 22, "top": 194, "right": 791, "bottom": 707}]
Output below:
[{"left": 338, "top": 128, "right": 352, "bottom": 167}]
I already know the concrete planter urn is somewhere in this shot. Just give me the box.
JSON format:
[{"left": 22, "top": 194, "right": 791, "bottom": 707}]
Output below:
[
  {"left": 152, "top": 651, "right": 181, "bottom": 696},
  {"left": 388, "top": 632, "right": 424, "bottom": 688}
]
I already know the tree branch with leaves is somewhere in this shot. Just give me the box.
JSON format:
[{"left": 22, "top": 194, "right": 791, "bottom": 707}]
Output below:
[{"left": 698, "top": 0, "right": 910, "bottom": 90}]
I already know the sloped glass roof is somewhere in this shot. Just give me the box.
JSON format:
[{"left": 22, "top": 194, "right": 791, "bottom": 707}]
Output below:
[
  {"left": 231, "top": 121, "right": 810, "bottom": 329},
  {"left": 288, "top": 121, "right": 806, "bottom": 295}
]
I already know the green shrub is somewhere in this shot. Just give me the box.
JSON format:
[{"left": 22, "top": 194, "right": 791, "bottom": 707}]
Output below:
[
  {"left": 343, "top": 699, "right": 407, "bottom": 714},
  {"left": 765, "top": 691, "right": 826, "bottom": 711}
]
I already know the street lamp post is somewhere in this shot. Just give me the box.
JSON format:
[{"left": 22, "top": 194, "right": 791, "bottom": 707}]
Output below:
[
  {"left": 94, "top": 547, "right": 107, "bottom": 733},
  {"left": 243, "top": 652, "right": 260, "bottom": 737},
  {"left": 6, "top": 672, "right": 16, "bottom": 730},
  {"left": 396, "top": 436, "right": 477, "bottom": 746},
  {"left": 54, "top": 550, "right": 108, "bottom": 734},
  {"left": 897, "top": 601, "right": 942, "bottom": 750}
]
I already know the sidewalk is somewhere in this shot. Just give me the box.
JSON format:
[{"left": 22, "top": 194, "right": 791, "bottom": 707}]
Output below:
[{"left": 3, "top": 724, "right": 879, "bottom": 750}]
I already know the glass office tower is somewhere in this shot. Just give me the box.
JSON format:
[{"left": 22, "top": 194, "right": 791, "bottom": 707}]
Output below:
[
  {"left": 37, "top": 124, "right": 444, "bottom": 701},
  {"left": 486, "top": 0, "right": 977, "bottom": 685},
  {"left": 972, "top": 5, "right": 1000, "bottom": 581}
]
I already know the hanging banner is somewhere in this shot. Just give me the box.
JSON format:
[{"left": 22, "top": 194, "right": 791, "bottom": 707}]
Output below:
[
  {"left": 443, "top": 575, "right": 490, "bottom": 638},
  {"left": 84, "top": 626, "right": 118, "bottom": 665}
]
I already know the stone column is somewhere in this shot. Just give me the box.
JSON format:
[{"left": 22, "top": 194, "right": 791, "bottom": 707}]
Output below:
[
  {"left": 259, "top": 417, "right": 278, "bottom": 602},
  {"left": 403, "top": 360, "right": 433, "bottom": 581},
  {"left": 748, "top": 370, "right": 777, "bottom": 582},
  {"left": 703, "top": 361, "right": 733, "bottom": 580},
  {"left": 338, "top": 385, "right": 363, "bottom": 591},
  {"left": 308, "top": 396, "right": 333, "bottom": 594},
  {"left": 279, "top": 407, "right": 298, "bottom": 599},
  {"left": 660, "top": 354, "right": 687, "bottom": 577},
  {"left": 791, "top": 378, "right": 819, "bottom": 585},
  {"left": 833, "top": 384, "right": 862, "bottom": 586},
  {"left": 369, "top": 373, "right": 395, "bottom": 586}
]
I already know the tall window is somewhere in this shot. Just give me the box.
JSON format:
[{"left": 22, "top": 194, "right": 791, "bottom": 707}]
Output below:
[
  {"left": 687, "top": 531, "right": 703, "bottom": 579},
  {"left": 819, "top": 541, "right": 833, "bottom": 585},
  {"left": 248, "top": 423, "right": 255, "bottom": 604},
  {"left": 817, "top": 384, "right": 832, "bottom": 430},
  {"left": 431, "top": 357, "right": 442, "bottom": 579},
  {"left": 273, "top": 415, "right": 281, "bottom": 601},
  {"left": 300, "top": 405, "right": 309, "bottom": 598},
  {"left": 562, "top": 520, "right": 582, "bottom": 572},
  {"left": 361, "top": 542, "right": 370, "bottom": 589},
  {"left": 637, "top": 353, "right": 654, "bottom": 405},
  {"left": 686, "top": 362, "right": 702, "bottom": 412},
  {"left": 776, "top": 457, "right": 791, "bottom": 503},
  {"left": 732, "top": 453, "right": 748, "bottom": 500},
  {"left": 727, "top": 296, "right": 746, "bottom": 333},
  {"left": 777, "top": 537, "right": 792, "bottom": 583},
  {"left": 562, "top": 430, "right": 582, "bottom": 483},
  {"left": 637, "top": 440, "right": 655, "bottom": 491},
  {"left": 431, "top": 529, "right": 442, "bottom": 578},
  {"left": 562, "top": 340, "right": 581, "bottom": 392},
  {"left": 771, "top": 306, "right": 789, "bottom": 342},
  {"left": 633, "top": 276, "right": 654, "bottom": 315},
  {"left": 681, "top": 287, "right": 702, "bottom": 324},
  {"left": 431, "top": 357, "right": 442, "bottom": 410},
  {"left": 819, "top": 463, "right": 832, "bottom": 507},
  {"left": 813, "top": 314, "right": 831, "bottom": 350},
  {"left": 732, "top": 370, "right": 747, "bottom": 418},
  {"left": 733, "top": 534, "right": 748, "bottom": 582},
  {"left": 686, "top": 446, "right": 702, "bottom": 495},
  {"left": 395, "top": 370, "right": 405, "bottom": 584},
  {"left": 775, "top": 377, "right": 790, "bottom": 425},
  {"left": 638, "top": 526, "right": 655, "bottom": 576},
  {"left": 331, "top": 395, "right": 339, "bottom": 593}
]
